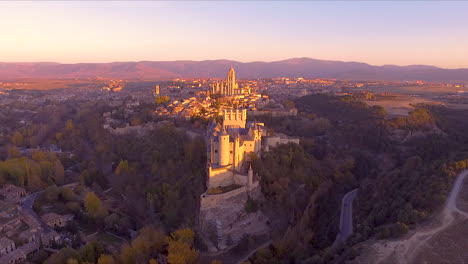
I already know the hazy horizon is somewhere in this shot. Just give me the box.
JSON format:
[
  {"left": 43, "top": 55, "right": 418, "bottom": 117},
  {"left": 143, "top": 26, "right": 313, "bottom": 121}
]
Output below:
[
  {"left": 2, "top": 57, "right": 468, "bottom": 70},
  {"left": 1, "top": 1, "right": 468, "bottom": 68}
]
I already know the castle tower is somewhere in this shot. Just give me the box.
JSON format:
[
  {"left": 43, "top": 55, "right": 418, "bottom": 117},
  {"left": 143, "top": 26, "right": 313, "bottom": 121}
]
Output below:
[
  {"left": 254, "top": 124, "right": 262, "bottom": 153},
  {"left": 219, "top": 127, "right": 230, "bottom": 166},
  {"left": 233, "top": 135, "right": 241, "bottom": 170},
  {"left": 222, "top": 109, "right": 247, "bottom": 128}
]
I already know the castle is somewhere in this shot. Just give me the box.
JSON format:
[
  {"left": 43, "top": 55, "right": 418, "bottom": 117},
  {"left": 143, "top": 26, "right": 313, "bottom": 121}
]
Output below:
[
  {"left": 206, "top": 109, "right": 264, "bottom": 189},
  {"left": 211, "top": 67, "right": 249, "bottom": 96},
  {"left": 199, "top": 109, "right": 299, "bottom": 252}
]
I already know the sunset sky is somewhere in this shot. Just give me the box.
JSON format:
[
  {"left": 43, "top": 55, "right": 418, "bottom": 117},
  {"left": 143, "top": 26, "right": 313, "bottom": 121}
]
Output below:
[{"left": 1, "top": 1, "right": 468, "bottom": 68}]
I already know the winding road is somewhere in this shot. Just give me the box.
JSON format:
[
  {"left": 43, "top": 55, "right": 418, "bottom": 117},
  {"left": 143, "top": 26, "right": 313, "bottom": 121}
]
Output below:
[
  {"left": 21, "top": 191, "right": 52, "bottom": 233},
  {"left": 359, "top": 170, "right": 468, "bottom": 264},
  {"left": 333, "top": 188, "right": 358, "bottom": 247}
]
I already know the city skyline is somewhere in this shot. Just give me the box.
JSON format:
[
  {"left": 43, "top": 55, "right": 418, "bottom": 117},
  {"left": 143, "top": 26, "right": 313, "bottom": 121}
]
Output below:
[{"left": 1, "top": 1, "right": 468, "bottom": 68}]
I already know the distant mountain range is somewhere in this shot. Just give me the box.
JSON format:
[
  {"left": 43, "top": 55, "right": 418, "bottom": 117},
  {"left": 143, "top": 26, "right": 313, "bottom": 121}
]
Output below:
[{"left": 1, "top": 58, "right": 467, "bottom": 82}]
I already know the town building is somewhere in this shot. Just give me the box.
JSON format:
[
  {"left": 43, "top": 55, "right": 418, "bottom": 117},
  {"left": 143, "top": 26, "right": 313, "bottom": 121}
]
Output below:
[
  {"left": 41, "top": 213, "right": 74, "bottom": 228},
  {"left": 155, "top": 85, "right": 160, "bottom": 95},
  {"left": 0, "top": 184, "right": 26, "bottom": 200},
  {"left": 0, "top": 249, "right": 26, "bottom": 264},
  {"left": 0, "top": 237, "right": 15, "bottom": 256}
]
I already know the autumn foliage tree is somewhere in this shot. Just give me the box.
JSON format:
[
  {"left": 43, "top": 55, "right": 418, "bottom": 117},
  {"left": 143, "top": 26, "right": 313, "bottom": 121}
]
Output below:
[
  {"left": 84, "top": 192, "right": 108, "bottom": 223},
  {"left": 166, "top": 229, "right": 199, "bottom": 264}
]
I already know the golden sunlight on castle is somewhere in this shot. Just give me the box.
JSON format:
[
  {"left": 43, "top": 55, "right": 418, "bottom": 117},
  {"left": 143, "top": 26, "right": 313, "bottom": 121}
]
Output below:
[
  {"left": 206, "top": 109, "right": 263, "bottom": 189},
  {"left": 199, "top": 108, "right": 299, "bottom": 251}
]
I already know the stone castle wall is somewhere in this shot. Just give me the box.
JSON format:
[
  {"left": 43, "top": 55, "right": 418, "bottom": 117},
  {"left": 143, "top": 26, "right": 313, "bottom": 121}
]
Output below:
[
  {"left": 199, "top": 184, "right": 267, "bottom": 251},
  {"left": 208, "top": 167, "right": 234, "bottom": 188},
  {"left": 248, "top": 108, "right": 298, "bottom": 117},
  {"left": 200, "top": 185, "right": 249, "bottom": 210}
]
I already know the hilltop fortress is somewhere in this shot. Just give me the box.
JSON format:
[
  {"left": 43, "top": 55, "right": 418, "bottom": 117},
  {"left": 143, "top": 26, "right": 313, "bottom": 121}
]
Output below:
[
  {"left": 199, "top": 108, "right": 298, "bottom": 252},
  {"left": 206, "top": 109, "right": 263, "bottom": 188}
]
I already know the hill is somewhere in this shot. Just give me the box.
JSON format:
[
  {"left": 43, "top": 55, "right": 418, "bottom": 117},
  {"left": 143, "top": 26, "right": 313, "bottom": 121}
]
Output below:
[{"left": 1, "top": 58, "right": 468, "bottom": 81}]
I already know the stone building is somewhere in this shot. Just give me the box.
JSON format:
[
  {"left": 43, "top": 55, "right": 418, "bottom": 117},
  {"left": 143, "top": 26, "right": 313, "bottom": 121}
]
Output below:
[
  {"left": 206, "top": 109, "right": 264, "bottom": 188},
  {"left": 41, "top": 213, "right": 74, "bottom": 228},
  {"left": 0, "top": 184, "right": 26, "bottom": 200},
  {"left": 199, "top": 108, "right": 300, "bottom": 252},
  {"left": 0, "top": 237, "right": 15, "bottom": 256}
]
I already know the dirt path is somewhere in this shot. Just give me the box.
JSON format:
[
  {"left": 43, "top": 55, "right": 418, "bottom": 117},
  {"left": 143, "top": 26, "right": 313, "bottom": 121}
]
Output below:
[{"left": 356, "top": 170, "right": 468, "bottom": 264}]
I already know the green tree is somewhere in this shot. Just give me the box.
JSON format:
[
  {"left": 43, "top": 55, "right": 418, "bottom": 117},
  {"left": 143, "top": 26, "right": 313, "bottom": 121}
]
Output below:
[
  {"left": 115, "top": 160, "right": 129, "bottom": 176},
  {"left": 45, "top": 185, "right": 61, "bottom": 202}
]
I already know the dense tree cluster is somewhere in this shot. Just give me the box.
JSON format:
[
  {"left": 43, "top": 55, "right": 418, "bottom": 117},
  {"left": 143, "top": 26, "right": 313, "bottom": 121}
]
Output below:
[
  {"left": 46, "top": 226, "right": 199, "bottom": 264},
  {"left": 248, "top": 94, "right": 468, "bottom": 263},
  {"left": 0, "top": 151, "right": 65, "bottom": 190},
  {"left": 108, "top": 126, "right": 206, "bottom": 228}
]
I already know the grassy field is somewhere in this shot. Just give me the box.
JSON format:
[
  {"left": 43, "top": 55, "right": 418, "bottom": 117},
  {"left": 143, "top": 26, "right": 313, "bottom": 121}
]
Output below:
[{"left": 365, "top": 96, "right": 441, "bottom": 116}]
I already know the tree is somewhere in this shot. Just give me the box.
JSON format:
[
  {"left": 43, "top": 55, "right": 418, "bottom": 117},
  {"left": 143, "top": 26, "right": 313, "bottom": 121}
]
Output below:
[
  {"left": 120, "top": 243, "right": 137, "bottom": 264},
  {"left": 155, "top": 96, "right": 170, "bottom": 105},
  {"left": 118, "top": 226, "right": 166, "bottom": 263},
  {"left": 80, "top": 241, "right": 105, "bottom": 264},
  {"left": 97, "top": 254, "right": 116, "bottom": 264},
  {"left": 166, "top": 228, "right": 198, "bottom": 264},
  {"left": 105, "top": 213, "right": 120, "bottom": 231},
  {"left": 45, "top": 248, "right": 80, "bottom": 264},
  {"left": 61, "top": 187, "right": 77, "bottom": 202},
  {"left": 7, "top": 146, "right": 20, "bottom": 158},
  {"left": 115, "top": 160, "right": 129, "bottom": 176},
  {"left": 45, "top": 185, "right": 61, "bottom": 202},
  {"left": 32, "top": 151, "right": 46, "bottom": 161},
  {"left": 11, "top": 132, "right": 23, "bottom": 146},
  {"left": 283, "top": 100, "right": 296, "bottom": 109},
  {"left": 66, "top": 258, "right": 79, "bottom": 264},
  {"left": 53, "top": 160, "right": 65, "bottom": 185},
  {"left": 65, "top": 119, "right": 74, "bottom": 130},
  {"left": 84, "top": 192, "right": 108, "bottom": 222}
]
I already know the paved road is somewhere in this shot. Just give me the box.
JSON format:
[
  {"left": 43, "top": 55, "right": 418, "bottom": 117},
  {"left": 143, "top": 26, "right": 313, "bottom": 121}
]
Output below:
[
  {"left": 21, "top": 182, "right": 79, "bottom": 234},
  {"left": 22, "top": 191, "right": 53, "bottom": 232},
  {"left": 333, "top": 188, "right": 358, "bottom": 247}
]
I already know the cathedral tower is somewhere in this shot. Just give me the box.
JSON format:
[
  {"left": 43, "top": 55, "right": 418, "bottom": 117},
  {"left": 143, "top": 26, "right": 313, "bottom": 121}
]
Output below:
[{"left": 226, "top": 66, "right": 236, "bottom": 95}]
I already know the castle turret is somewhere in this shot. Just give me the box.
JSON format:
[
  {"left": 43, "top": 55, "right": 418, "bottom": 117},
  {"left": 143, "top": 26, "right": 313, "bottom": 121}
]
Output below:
[
  {"left": 233, "top": 135, "right": 241, "bottom": 170},
  {"left": 219, "top": 127, "right": 230, "bottom": 166}
]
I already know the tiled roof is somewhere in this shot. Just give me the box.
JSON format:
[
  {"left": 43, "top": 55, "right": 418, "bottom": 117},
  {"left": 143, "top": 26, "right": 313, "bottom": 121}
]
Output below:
[{"left": 0, "top": 237, "right": 14, "bottom": 249}]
